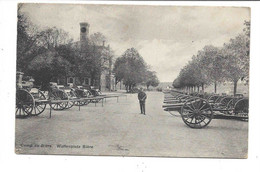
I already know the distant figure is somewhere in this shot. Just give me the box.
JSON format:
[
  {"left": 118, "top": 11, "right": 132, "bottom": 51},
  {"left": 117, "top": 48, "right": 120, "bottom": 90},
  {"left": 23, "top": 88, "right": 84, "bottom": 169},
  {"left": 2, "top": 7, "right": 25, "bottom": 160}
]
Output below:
[{"left": 138, "top": 88, "right": 147, "bottom": 115}]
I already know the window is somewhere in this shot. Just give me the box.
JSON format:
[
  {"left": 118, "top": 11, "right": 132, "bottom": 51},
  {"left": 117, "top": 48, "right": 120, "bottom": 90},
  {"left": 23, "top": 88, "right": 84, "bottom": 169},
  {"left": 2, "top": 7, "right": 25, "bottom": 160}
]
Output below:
[
  {"left": 84, "top": 77, "right": 89, "bottom": 85},
  {"left": 68, "top": 77, "right": 74, "bottom": 83}
]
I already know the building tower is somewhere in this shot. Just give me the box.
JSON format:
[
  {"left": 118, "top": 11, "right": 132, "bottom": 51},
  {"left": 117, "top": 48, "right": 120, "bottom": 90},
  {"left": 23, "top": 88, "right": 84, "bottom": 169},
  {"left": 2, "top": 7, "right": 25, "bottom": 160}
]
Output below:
[{"left": 80, "top": 22, "right": 89, "bottom": 51}]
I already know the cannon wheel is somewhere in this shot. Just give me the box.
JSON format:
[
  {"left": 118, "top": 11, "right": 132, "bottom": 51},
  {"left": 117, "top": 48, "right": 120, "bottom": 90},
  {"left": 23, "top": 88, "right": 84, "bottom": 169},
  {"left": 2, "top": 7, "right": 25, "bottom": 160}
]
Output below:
[
  {"left": 226, "top": 99, "right": 235, "bottom": 115},
  {"left": 84, "top": 91, "right": 93, "bottom": 105},
  {"left": 31, "top": 91, "right": 47, "bottom": 116},
  {"left": 219, "top": 97, "right": 233, "bottom": 107},
  {"left": 83, "top": 100, "right": 91, "bottom": 105},
  {"left": 50, "top": 90, "right": 68, "bottom": 110},
  {"left": 16, "top": 90, "right": 35, "bottom": 118},
  {"left": 66, "top": 101, "right": 75, "bottom": 109},
  {"left": 234, "top": 98, "right": 249, "bottom": 117},
  {"left": 90, "top": 98, "right": 100, "bottom": 103},
  {"left": 73, "top": 89, "right": 87, "bottom": 106},
  {"left": 65, "top": 90, "right": 77, "bottom": 109},
  {"left": 181, "top": 98, "right": 213, "bottom": 129},
  {"left": 74, "top": 101, "right": 85, "bottom": 106}
]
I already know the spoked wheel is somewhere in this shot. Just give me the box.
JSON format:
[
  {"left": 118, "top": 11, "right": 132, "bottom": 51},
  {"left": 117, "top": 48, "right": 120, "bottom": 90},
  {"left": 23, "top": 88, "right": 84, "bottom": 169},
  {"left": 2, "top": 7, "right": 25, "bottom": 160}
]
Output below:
[
  {"left": 31, "top": 90, "right": 47, "bottom": 116},
  {"left": 83, "top": 100, "right": 90, "bottom": 105},
  {"left": 65, "top": 101, "right": 75, "bottom": 109},
  {"left": 64, "top": 90, "right": 76, "bottom": 109},
  {"left": 219, "top": 97, "right": 233, "bottom": 107},
  {"left": 50, "top": 90, "right": 68, "bottom": 110},
  {"left": 181, "top": 98, "right": 213, "bottom": 129},
  {"left": 74, "top": 100, "right": 85, "bottom": 106},
  {"left": 16, "top": 90, "right": 35, "bottom": 118},
  {"left": 226, "top": 99, "right": 235, "bottom": 115},
  {"left": 234, "top": 98, "right": 249, "bottom": 118},
  {"left": 90, "top": 99, "right": 98, "bottom": 103}
]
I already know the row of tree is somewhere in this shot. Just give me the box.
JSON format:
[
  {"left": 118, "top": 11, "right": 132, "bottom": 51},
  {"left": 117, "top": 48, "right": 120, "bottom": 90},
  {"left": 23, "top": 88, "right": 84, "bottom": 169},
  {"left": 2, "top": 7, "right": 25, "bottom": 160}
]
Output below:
[{"left": 172, "top": 21, "right": 250, "bottom": 95}]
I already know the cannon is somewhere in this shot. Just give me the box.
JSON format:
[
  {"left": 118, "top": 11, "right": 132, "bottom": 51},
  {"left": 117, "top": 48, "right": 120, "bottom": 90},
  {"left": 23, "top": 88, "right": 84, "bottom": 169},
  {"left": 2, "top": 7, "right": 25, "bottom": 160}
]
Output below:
[
  {"left": 73, "top": 86, "right": 93, "bottom": 106},
  {"left": 16, "top": 72, "right": 48, "bottom": 118},
  {"left": 162, "top": 90, "right": 249, "bottom": 129},
  {"left": 16, "top": 73, "right": 127, "bottom": 119},
  {"left": 47, "top": 84, "right": 70, "bottom": 110}
]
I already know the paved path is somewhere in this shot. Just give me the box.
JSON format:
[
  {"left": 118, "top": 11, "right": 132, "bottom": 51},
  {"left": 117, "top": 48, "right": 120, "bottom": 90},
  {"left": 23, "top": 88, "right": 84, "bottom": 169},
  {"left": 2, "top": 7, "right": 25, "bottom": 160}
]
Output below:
[{"left": 15, "top": 92, "right": 248, "bottom": 158}]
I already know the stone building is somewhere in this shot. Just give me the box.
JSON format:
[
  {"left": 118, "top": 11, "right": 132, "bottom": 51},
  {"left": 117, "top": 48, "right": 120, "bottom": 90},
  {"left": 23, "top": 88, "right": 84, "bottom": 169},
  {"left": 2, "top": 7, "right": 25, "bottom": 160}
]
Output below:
[{"left": 63, "top": 22, "right": 116, "bottom": 91}]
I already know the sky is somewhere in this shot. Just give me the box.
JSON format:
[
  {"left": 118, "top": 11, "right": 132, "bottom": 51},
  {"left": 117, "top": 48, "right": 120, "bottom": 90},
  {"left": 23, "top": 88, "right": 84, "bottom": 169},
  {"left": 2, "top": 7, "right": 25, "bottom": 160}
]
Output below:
[{"left": 21, "top": 4, "right": 250, "bottom": 82}]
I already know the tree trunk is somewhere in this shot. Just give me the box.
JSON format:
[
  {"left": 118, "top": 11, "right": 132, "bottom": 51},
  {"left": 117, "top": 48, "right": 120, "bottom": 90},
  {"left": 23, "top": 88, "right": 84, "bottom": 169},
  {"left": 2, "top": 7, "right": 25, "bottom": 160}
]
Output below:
[
  {"left": 125, "top": 85, "right": 128, "bottom": 92},
  {"left": 202, "top": 84, "right": 204, "bottom": 92},
  {"left": 233, "top": 80, "right": 238, "bottom": 96},
  {"left": 197, "top": 86, "right": 199, "bottom": 92},
  {"left": 214, "top": 81, "right": 217, "bottom": 94},
  {"left": 129, "top": 84, "right": 132, "bottom": 92}
]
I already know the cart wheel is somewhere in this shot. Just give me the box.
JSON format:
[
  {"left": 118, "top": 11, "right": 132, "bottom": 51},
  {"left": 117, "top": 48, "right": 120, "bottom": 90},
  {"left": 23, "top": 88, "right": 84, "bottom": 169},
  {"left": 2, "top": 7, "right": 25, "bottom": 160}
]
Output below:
[
  {"left": 74, "top": 101, "right": 85, "bottom": 106},
  {"left": 181, "top": 98, "right": 213, "bottom": 129},
  {"left": 83, "top": 100, "right": 90, "bottom": 105},
  {"left": 50, "top": 90, "right": 68, "bottom": 110},
  {"left": 219, "top": 97, "right": 233, "bottom": 108},
  {"left": 66, "top": 90, "right": 76, "bottom": 109},
  {"left": 234, "top": 98, "right": 249, "bottom": 117},
  {"left": 65, "top": 101, "right": 75, "bottom": 109},
  {"left": 226, "top": 99, "right": 235, "bottom": 115},
  {"left": 90, "top": 99, "right": 98, "bottom": 103},
  {"left": 16, "top": 90, "right": 35, "bottom": 118},
  {"left": 31, "top": 90, "right": 47, "bottom": 116}
]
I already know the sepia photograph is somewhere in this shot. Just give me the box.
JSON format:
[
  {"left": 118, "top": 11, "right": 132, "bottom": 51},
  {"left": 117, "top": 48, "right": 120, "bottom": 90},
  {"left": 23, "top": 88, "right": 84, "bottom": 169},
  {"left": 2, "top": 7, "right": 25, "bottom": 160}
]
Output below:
[{"left": 15, "top": 3, "right": 250, "bottom": 158}]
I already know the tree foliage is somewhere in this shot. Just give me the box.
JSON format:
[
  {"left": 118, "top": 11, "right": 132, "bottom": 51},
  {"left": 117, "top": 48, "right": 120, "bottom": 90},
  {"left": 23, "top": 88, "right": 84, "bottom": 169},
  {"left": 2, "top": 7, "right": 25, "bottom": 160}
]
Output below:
[
  {"left": 173, "top": 20, "right": 250, "bottom": 95},
  {"left": 27, "top": 51, "right": 71, "bottom": 90},
  {"left": 17, "top": 4, "right": 45, "bottom": 72},
  {"left": 114, "top": 48, "right": 148, "bottom": 92},
  {"left": 38, "top": 27, "right": 73, "bottom": 49},
  {"left": 145, "top": 71, "right": 160, "bottom": 89},
  {"left": 221, "top": 34, "right": 249, "bottom": 95},
  {"left": 89, "top": 32, "right": 107, "bottom": 46}
]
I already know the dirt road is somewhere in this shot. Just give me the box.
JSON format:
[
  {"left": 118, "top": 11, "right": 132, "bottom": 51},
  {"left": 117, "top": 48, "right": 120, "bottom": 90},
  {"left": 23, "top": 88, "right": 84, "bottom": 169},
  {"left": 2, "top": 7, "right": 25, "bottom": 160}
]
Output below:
[{"left": 15, "top": 92, "right": 248, "bottom": 158}]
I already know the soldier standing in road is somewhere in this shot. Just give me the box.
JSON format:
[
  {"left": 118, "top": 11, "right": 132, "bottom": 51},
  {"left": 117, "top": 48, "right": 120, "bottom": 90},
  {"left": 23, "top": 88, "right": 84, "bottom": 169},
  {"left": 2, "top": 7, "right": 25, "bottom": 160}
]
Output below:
[{"left": 138, "top": 88, "right": 147, "bottom": 115}]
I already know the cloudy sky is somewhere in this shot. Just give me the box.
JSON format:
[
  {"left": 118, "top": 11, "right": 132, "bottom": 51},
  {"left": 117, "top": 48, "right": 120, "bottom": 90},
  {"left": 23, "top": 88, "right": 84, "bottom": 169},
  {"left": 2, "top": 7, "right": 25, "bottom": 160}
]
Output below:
[{"left": 21, "top": 4, "right": 250, "bottom": 82}]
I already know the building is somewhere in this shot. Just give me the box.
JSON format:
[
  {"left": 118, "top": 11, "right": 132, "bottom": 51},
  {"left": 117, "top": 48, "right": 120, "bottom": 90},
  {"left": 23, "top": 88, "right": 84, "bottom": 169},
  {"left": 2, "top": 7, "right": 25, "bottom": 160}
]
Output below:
[{"left": 61, "top": 22, "right": 116, "bottom": 91}]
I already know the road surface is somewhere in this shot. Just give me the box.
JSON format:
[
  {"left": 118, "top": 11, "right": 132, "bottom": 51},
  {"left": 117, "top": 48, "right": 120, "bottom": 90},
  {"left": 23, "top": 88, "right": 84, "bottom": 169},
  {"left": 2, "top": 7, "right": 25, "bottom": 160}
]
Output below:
[{"left": 15, "top": 92, "right": 248, "bottom": 158}]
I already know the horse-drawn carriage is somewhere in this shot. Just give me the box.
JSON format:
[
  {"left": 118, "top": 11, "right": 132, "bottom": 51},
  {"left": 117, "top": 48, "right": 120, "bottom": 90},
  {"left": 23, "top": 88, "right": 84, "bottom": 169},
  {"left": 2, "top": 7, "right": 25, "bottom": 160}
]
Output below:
[{"left": 162, "top": 90, "right": 249, "bottom": 129}]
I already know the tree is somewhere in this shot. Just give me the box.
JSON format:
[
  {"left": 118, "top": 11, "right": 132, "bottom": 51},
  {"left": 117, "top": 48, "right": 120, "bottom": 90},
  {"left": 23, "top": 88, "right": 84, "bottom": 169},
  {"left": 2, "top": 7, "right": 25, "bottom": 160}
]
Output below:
[
  {"left": 38, "top": 27, "right": 73, "bottom": 49},
  {"left": 188, "top": 55, "right": 209, "bottom": 92},
  {"left": 113, "top": 48, "right": 147, "bottom": 92},
  {"left": 179, "top": 63, "right": 198, "bottom": 93},
  {"left": 198, "top": 46, "right": 224, "bottom": 93},
  {"left": 55, "top": 43, "right": 77, "bottom": 65},
  {"left": 17, "top": 4, "right": 45, "bottom": 73},
  {"left": 241, "top": 20, "right": 250, "bottom": 83},
  {"left": 27, "top": 51, "right": 70, "bottom": 90},
  {"left": 145, "top": 71, "right": 160, "bottom": 89},
  {"left": 89, "top": 32, "right": 107, "bottom": 46},
  {"left": 222, "top": 34, "right": 249, "bottom": 95},
  {"left": 172, "top": 76, "right": 181, "bottom": 89}
]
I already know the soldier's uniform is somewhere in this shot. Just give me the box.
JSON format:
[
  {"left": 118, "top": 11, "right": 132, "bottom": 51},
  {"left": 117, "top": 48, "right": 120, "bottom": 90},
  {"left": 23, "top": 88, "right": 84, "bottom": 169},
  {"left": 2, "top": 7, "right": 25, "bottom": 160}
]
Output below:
[{"left": 138, "top": 90, "right": 147, "bottom": 115}]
